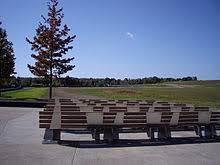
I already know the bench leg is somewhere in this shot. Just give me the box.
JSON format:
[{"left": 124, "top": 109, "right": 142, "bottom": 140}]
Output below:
[
  {"left": 149, "top": 127, "right": 155, "bottom": 140},
  {"left": 195, "top": 125, "right": 202, "bottom": 137},
  {"left": 43, "top": 129, "right": 60, "bottom": 144},
  {"left": 91, "top": 128, "right": 100, "bottom": 142},
  {"left": 94, "top": 129, "right": 100, "bottom": 142},
  {"left": 146, "top": 127, "right": 150, "bottom": 137},
  {"left": 158, "top": 126, "right": 167, "bottom": 140},
  {"left": 210, "top": 125, "right": 217, "bottom": 138},
  {"left": 204, "top": 125, "right": 212, "bottom": 138},
  {"left": 103, "top": 128, "right": 113, "bottom": 143},
  {"left": 165, "top": 126, "right": 171, "bottom": 139},
  {"left": 53, "top": 129, "right": 61, "bottom": 141},
  {"left": 112, "top": 128, "right": 119, "bottom": 141},
  {"left": 157, "top": 126, "right": 171, "bottom": 140}
]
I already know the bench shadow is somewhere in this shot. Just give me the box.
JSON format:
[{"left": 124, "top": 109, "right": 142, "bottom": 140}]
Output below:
[{"left": 58, "top": 136, "right": 220, "bottom": 148}]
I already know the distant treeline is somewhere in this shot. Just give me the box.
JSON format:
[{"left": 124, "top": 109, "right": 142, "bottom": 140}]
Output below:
[{"left": 7, "top": 76, "right": 197, "bottom": 87}]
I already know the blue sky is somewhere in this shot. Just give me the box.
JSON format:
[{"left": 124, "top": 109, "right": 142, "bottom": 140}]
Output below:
[{"left": 0, "top": 0, "right": 219, "bottom": 80}]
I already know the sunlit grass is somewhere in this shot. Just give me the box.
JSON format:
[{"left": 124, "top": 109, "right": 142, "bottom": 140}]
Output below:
[
  {"left": 64, "top": 80, "right": 220, "bottom": 108},
  {"left": 0, "top": 87, "right": 48, "bottom": 100}
]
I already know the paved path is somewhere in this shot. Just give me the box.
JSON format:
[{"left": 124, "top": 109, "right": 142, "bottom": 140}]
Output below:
[
  {"left": 0, "top": 107, "right": 74, "bottom": 165},
  {"left": 0, "top": 107, "right": 220, "bottom": 165}
]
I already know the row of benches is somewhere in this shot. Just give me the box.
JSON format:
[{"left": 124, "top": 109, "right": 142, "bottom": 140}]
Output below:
[
  {"left": 48, "top": 99, "right": 192, "bottom": 106},
  {"left": 46, "top": 99, "right": 217, "bottom": 112},
  {"left": 48, "top": 98, "right": 192, "bottom": 106},
  {"left": 39, "top": 99, "right": 220, "bottom": 142},
  {"left": 45, "top": 105, "right": 216, "bottom": 113}
]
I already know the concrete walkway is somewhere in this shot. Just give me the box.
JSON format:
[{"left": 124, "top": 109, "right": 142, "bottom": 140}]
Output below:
[{"left": 0, "top": 107, "right": 220, "bottom": 165}]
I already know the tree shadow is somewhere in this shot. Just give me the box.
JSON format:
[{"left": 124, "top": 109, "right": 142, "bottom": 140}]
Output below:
[
  {"left": 0, "top": 97, "right": 35, "bottom": 101},
  {"left": 0, "top": 98, "right": 47, "bottom": 107},
  {"left": 0, "top": 96, "right": 12, "bottom": 99},
  {"left": 0, "top": 97, "right": 48, "bottom": 101}
]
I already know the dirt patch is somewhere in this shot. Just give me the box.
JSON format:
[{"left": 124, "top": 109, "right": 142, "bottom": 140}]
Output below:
[
  {"left": 165, "top": 84, "right": 201, "bottom": 88},
  {"left": 52, "top": 87, "right": 102, "bottom": 100}
]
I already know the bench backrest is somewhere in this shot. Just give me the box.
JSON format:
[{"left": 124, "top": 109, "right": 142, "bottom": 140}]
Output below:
[
  {"left": 44, "top": 104, "right": 212, "bottom": 113},
  {"left": 40, "top": 99, "right": 219, "bottom": 129},
  {"left": 39, "top": 110, "right": 220, "bottom": 129}
]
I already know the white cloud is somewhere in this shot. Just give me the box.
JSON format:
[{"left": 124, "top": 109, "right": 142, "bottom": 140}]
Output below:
[{"left": 126, "top": 32, "right": 134, "bottom": 40}]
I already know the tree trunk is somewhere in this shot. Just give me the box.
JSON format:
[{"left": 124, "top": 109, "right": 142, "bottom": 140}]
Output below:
[
  {"left": 0, "top": 62, "right": 2, "bottom": 97},
  {"left": 49, "top": 50, "right": 53, "bottom": 99},
  {"left": 0, "top": 77, "right": 2, "bottom": 97},
  {"left": 49, "top": 66, "right": 52, "bottom": 99}
]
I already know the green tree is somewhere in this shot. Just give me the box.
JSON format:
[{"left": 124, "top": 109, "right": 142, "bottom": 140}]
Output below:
[
  {"left": 0, "top": 21, "right": 16, "bottom": 96},
  {"left": 26, "top": 0, "right": 76, "bottom": 98}
]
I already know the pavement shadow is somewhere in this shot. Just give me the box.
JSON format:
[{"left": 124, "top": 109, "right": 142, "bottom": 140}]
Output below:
[{"left": 58, "top": 136, "right": 220, "bottom": 148}]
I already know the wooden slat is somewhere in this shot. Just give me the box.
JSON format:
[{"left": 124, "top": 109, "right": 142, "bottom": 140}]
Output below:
[
  {"left": 39, "top": 115, "right": 52, "bottom": 119},
  {"left": 61, "top": 119, "right": 87, "bottom": 123},
  {"left": 110, "top": 110, "right": 127, "bottom": 112},
  {"left": 61, "top": 125, "right": 87, "bottom": 128},
  {"left": 179, "top": 115, "right": 198, "bottom": 119},
  {"left": 179, "top": 119, "right": 198, "bottom": 122},
  {"left": 61, "top": 115, "right": 86, "bottom": 119},
  {"left": 39, "top": 111, "right": 53, "bottom": 115},
  {"left": 39, "top": 119, "right": 51, "bottom": 123},
  {"left": 103, "top": 116, "right": 116, "bottom": 119},
  {"left": 39, "top": 124, "right": 50, "bottom": 128},
  {"left": 124, "top": 116, "right": 146, "bottom": 119},
  {"left": 61, "top": 112, "right": 86, "bottom": 115},
  {"left": 103, "top": 120, "right": 114, "bottom": 123},
  {"left": 154, "top": 107, "right": 171, "bottom": 110}
]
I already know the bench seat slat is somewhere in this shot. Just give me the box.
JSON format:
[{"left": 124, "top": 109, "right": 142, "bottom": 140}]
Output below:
[
  {"left": 124, "top": 120, "right": 146, "bottom": 123},
  {"left": 39, "top": 116, "right": 52, "bottom": 119},
  {"left": 124, "top": 116, "right": 146, "bottom": 119},
  {"left": 61, "top": 119, "right": 87, "bottom": 123},
  {"left": 40, "top": 124, "right": 50, "bottom": 128},
  {"left": 39, "top": 119, "right": 51, "bottom": 123}
]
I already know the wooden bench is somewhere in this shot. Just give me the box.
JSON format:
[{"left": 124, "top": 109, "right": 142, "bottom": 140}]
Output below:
[{"left": 39, "top": 99, "right": 220, "bottom": 142}]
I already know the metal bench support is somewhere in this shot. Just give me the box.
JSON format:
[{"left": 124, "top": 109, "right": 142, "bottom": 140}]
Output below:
[
  {"left": 112, "top": 128, "right": 119, "bottom": 141},
  {"left": 53, "top": 129, "right": 61, "bottom": 141},
  {"left": 91, "top": 128, "right": 100, "bottom": 142},
  {"left": 148, "top": 127, "right": 155, "bottom": 140},
  {"left": 210, "top": 125, "right": 217, "bottom": 138},
  {"left": 103, "top": 127, "right": 113, "bottom": 142},
  {"left": 158, "top": 126, "right": 171, "bottom": 140},
  {"left": 195, "top": 125, "right": 203, "bottom": 137},
  {"left": 42, "top": 128, "right": 61, "bottom": 144},
  {"left": 204, "top": 125, "right": 217, "bottom": 138}
]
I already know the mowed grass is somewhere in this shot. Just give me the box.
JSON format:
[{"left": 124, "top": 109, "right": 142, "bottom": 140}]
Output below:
[
  {"left": 64, "top": 80, "right": 220, "bottom": 108},
  {"left": 0, "top": 87, "right": 48, "bottom": 100}
]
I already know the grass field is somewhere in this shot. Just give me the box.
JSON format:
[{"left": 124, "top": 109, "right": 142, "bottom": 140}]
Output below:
[
  {"left": 64, "top": 80, "right": 220, "bottom": 108},
  {"left": 0, "top": 87, "right": 48, "bottom": 100}
]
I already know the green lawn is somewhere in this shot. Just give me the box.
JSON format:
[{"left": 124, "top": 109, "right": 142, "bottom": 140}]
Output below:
[
  {"left": 1, "top": 81, "right": 219, "bottom": 107},
  {"left": 64, "top": 80, "right": 220, "bottom": 108},
  {"left": 0, "top": 87, "right": 48, "bottom": 100}
]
